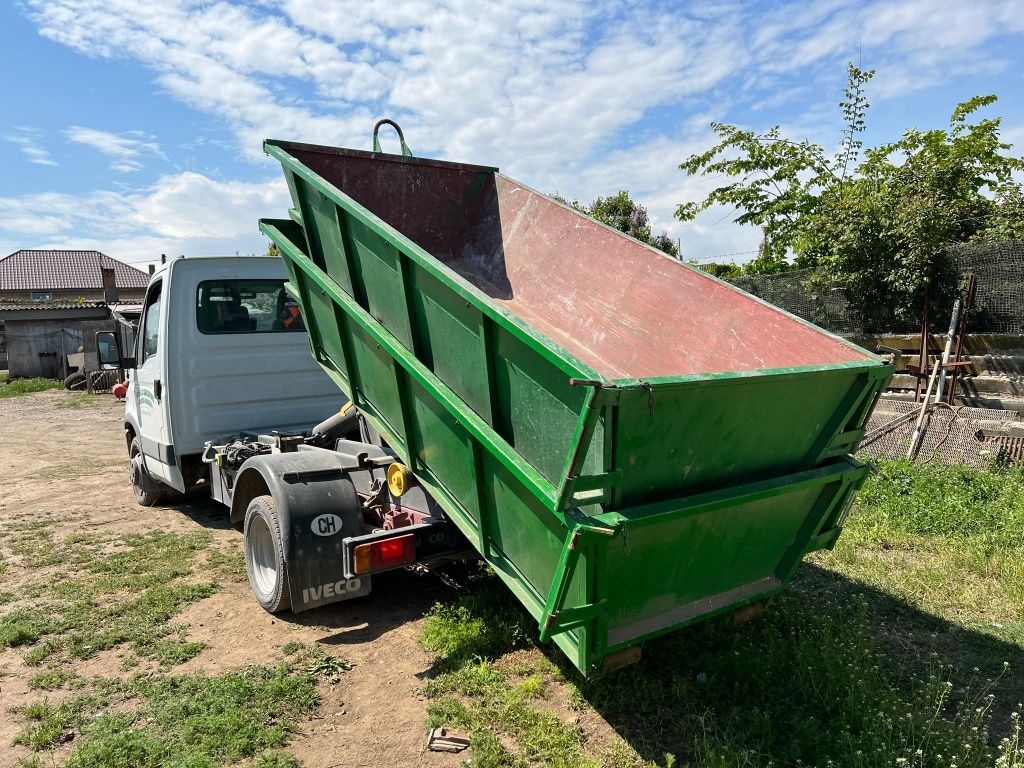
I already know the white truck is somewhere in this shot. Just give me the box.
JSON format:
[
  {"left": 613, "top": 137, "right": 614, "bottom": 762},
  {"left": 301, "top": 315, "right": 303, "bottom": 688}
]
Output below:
[{"left": 98, "top": 256, "right": 469, "bottom": 614}]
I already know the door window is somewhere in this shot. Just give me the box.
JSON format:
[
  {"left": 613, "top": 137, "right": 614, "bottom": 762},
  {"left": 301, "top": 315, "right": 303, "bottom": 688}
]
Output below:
[{"left": 140, "top": 280, "right": 162, "bottom": 363}]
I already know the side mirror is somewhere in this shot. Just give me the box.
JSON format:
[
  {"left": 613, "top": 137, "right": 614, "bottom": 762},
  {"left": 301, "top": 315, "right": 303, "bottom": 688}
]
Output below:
[{"left": 95, "top": 331, "right": 128, "bottom": 370}]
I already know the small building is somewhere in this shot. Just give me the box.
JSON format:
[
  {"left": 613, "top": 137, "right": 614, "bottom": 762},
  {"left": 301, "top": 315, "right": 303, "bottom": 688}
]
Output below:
[{"left": 0, "top": 250, "right": 149, "bottom": 378}]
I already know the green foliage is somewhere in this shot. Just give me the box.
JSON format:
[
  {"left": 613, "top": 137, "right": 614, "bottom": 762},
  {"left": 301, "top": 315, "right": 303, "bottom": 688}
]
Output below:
[
  {"left": 557, "top": 190, "right": 679, "bottom": 257},
  {"left": 981, "top": 184, "right": 1024, "bottom": 240},
  {"left": 678, "top": 64, "right": 1024, "bottom": 330},
  {"left": 0, "top": 377, "right": 63, "bottom": 398},
  {"left": 16, "top": 693, "right": 111, "bottom": 750},
  {"left": 690, "top": 261, "right": 743, "bottom": 279},
  {"left": 853, "top": 460, "right": 1024, "bottom": 548},
  {"left": 0, "top": 610, "right": 50, "bottom": 649}
]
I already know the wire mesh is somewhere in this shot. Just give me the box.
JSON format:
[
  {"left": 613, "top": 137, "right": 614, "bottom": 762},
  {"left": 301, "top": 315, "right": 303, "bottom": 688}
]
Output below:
[
  {"left": 858, "top": 398, "right": 1023, "bottom": 466},
  {"left": 727, "top": 238, "right": 1024, "bottom": 335}
]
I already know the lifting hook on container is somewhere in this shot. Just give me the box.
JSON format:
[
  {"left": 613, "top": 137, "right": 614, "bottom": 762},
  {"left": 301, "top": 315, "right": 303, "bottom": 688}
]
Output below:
[{"left": 372, "top": 118, "right": 413, "bottom": 157}]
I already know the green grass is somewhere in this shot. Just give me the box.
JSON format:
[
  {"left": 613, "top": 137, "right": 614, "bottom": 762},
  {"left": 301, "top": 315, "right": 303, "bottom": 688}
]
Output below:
[
  {"left": 1, "top": 531, "right": 218, "bottom": 668},
  {"left": 14, "top": 665, "right": 316, "bottom": 767},
  {"left": 64, "top": 666, "right": 317, "bottom": 768},
  {"left": 418, "top": 460, "right": 1024, "bottom": 768},
  {"left": 0, "top": 377, "right": 62, "bottom": 398}
]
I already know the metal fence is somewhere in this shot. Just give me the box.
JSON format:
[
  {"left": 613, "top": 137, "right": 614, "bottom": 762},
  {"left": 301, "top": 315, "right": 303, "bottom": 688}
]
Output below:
[{"left": 727, "top": 239, "right": 1024, "bottom": 335}]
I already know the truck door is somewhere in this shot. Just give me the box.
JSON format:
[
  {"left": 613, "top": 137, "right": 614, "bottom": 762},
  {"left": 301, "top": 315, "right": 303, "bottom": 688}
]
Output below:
[{"left": 133, "top": 278, "right": 176, "bottom": 485}]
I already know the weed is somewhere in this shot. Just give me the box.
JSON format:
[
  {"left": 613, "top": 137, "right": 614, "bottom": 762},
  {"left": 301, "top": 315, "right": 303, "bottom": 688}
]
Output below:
[
  {"left": 2, "top": 531, "right": 219, "bottom": 669},
  {"left": 15, "top": 693, "right": 110, "bottom": 750},
  {"left": 851, "top": 459, "right": 1024, "bottom": 548},
  {"left": 0, "top": 609, "right": 50, "bottom": 649},
  {"left": 29, "top": 664, "right": 82, "bottom": 691},
  {"left": 23, "top": 642, "right": 55, "bottom": 666},
  {"left": 300, "top": 645, "right": 353, "bottom": 681},
  {"left": 281, "top": 641, "right": 303, "bottom": 656},
  {"left": 253, "top": 750, "right": 304, "bottom": 768},
  {"left": 58, "top": 392, "right": 100, "bottom": 409},
  {"left": 204, "top": 546, "right": 247, "bottom": 581},
  {"left": 0, "top": 378, "right": 62, "bottom": 398}
]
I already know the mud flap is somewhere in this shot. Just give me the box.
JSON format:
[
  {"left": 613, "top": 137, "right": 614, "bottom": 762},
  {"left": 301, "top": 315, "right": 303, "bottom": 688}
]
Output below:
[
  {"left": 279, "top": 466, "right": 373, "bottom": 611},
  {"left": 236, "top": 451, "right": 373, "bottom": 613}
]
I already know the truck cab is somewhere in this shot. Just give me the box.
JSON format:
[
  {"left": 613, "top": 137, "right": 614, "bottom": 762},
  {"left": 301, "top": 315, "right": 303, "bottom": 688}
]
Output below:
[
  {"left": 123, "top": 256, "right": 340, "bottom": 500},
  {"left": 115, "top": 254, "right": 471, "bottom": 617}
]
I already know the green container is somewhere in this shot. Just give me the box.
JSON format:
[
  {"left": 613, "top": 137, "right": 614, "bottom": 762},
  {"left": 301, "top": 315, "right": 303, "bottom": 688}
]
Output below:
[{"left": 260, "top": 137, "right": 892, "bottom": 675}]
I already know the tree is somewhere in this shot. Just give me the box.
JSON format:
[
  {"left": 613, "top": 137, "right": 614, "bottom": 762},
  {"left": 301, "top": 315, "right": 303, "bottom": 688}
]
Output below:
[
  {"left": 556, "top": 190, "right": 680, "bottom": 258},
  {"left": 676, "top": 65, "right": 1024, "bottom": 329},
  {"left": 692, "top": 261, "right": 743, "bottom": 279}
]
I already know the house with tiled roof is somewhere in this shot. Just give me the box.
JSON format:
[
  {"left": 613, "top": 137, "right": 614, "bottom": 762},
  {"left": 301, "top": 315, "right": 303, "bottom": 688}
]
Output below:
[
  {"left": 0, "top": 249, "right": 149, "bottom": 304},
  {"left": 0, "top": 250, "right": 149, "bottom": 378}
]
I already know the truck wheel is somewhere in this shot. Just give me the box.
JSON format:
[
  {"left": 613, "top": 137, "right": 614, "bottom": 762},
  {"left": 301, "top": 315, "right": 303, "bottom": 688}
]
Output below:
[
  {"left": 129, "top": 437, "right": 166, "bottom": 507},
  {"left": 244, "top": 495, "right": 291, "bottom": 612},
  {"left": 64, "top": 372, "right": 87, "bottom": 391}
]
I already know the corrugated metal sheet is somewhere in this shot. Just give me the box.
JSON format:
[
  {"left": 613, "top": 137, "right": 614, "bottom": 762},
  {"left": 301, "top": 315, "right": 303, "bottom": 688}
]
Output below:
[
  {"left": 0, "top": 301, "right": 109, "bottom": 312},
  {"left": 0, "top": 250, "right": 149, "bottom": 291}
]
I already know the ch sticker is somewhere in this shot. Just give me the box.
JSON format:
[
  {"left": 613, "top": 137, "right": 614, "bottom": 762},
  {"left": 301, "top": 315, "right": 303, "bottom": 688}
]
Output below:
[{"left": 310, "top": 513, "right": 342, "bottom": 536}]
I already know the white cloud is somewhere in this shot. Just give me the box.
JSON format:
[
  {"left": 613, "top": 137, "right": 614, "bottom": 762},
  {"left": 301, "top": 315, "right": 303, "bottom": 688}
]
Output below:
[
  {"left": 65, "top": 125, "right": 167, "bottom": 172},
  {"left": 0, "top": 172, "right": 288, "bottom": 265},
  {"left": 4, "top": 127, "right": 58, "bottom": 166}
]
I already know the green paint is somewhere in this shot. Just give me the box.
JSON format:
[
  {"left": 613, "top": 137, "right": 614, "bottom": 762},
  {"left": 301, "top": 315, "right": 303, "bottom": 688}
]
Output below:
[{"left": 260, "top": 141, "right": 892, "bottom": 674}]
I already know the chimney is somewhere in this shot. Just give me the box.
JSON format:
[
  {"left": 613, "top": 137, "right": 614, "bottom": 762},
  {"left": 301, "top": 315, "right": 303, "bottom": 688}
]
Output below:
[{"left": 101, "top": 266, "right": 119, "bottom": 303}]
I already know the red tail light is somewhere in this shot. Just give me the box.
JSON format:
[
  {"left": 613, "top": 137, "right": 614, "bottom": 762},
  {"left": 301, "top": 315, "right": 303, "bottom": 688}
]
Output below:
[{"left": 353, "top": 534, "right": 416, "bottom": 575}]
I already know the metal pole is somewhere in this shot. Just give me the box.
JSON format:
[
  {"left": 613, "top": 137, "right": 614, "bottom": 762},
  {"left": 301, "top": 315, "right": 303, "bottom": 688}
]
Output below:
[
  {"left": 907, "top": 359, "right": 941, "bottom": 459},
  {"left": 915, "top": 284, "right": 930, "bottom": 403},
  {"left": 935, "top": 298, "right": 962, "bottom": 404}
]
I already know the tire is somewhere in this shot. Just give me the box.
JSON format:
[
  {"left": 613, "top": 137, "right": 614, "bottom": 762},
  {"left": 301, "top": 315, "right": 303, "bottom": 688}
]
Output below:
[
  {"left": 64, "top": 372, "right": 87, "bottom": 391},
  {"left": 129, "top": 437, "right": 166, "bottom": 507},
  {"left": 244, "top": 495, "right": 291, "bottom": 612}
]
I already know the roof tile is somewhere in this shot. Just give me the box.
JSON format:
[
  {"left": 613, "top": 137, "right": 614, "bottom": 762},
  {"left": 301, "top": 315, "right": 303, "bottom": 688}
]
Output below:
[{"left": 0, "top": 250, "right": 150, "bottom": 291}]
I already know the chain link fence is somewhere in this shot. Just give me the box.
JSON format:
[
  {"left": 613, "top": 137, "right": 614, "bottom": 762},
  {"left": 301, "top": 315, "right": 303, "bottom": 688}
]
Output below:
[{"left": 727, "top": 239, "right": 1024, "bottom": 336}]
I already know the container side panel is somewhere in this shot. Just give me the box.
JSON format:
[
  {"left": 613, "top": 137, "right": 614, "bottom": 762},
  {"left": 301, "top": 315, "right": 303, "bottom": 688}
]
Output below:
[
  {"left": 304, "top": 283, "right": 349, "bottom": 382},
  {"left": 347, "top": 218, "right": 416, "bottom": 352},
  {"left": 492, "top": 327, "right": 591, "bottom": 485},
  {"left": 615, "top": 369, "right": 865, "bottom": 503},
  {"left": 409, "top": 265, "right": 493, "bottom": 426},
  {"left": 603, "top": 478, "right": 846, "bottom": 648},
  {"left": 480, "top": 451, "right": 587, "bottom": 607},
  {"left": 348, "top": 323, "right": 405, "bottom": 444},
  {"left": 303, "top": 184, "right": 356, "bottom": 297},
  {"left": 408, "top": 378, "right": 479, "bottom": 515}
]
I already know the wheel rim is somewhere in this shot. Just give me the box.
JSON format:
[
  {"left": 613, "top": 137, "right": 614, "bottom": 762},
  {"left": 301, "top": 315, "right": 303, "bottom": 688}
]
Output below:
[
  {"left": 248, "top": 514, "right": 278, "bottom": 599},
  {"left": 129, "top": 449, "right": 144, "bottom": 493}
]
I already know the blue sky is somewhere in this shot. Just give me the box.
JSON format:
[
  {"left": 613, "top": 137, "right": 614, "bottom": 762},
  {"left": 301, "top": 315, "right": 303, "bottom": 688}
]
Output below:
[{"left": 2, "top": 0, "right": 1022, "bottom": 271}]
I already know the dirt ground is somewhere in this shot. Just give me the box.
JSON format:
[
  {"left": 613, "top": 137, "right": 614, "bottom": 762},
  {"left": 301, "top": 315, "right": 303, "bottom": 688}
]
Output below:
[{"left": 0, "top": 390, "right": 468, "bottom": 767}]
